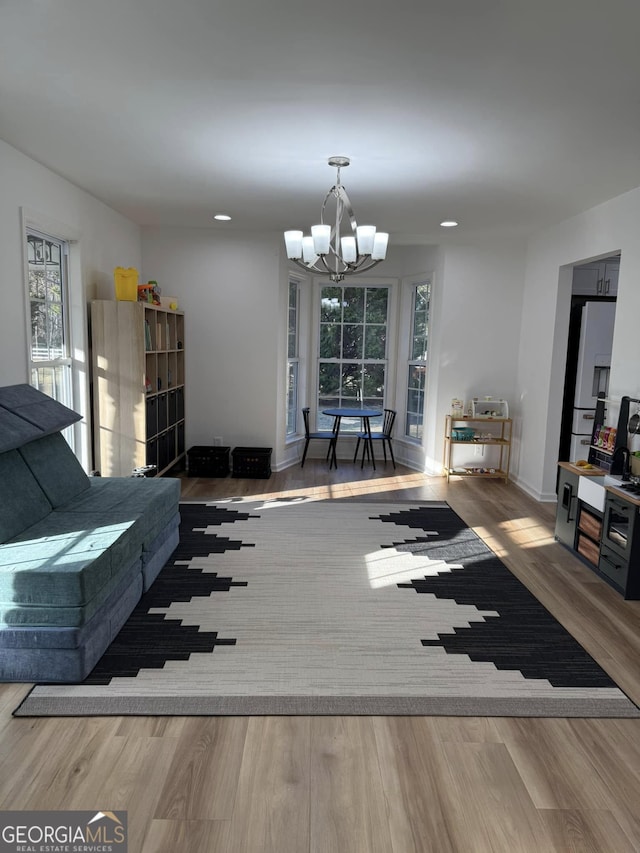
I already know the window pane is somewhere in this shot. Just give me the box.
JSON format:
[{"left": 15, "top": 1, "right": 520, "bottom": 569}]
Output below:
[
  {"left": 29, "top": 268, "right": 47, "bottom": 300},
  {"left": 31, "top": 364, "right": 71, "bottom": 408},
  {"left": 363, "top": 363, "right": 385, "bottom": 399},
  {"left": 408, "top": 363, "right": 426, "bottom": 391},
  {"left": 405, "top": 411, "right": 423, "bottom": 440},
  {"left": 46, "top": 269, "right": 62, "bottom": 302},
  {"left": 364, "top": 325, "right": 386, "bottom": 359},
  {"left": 321, "top": 286, "right": 343, "bottom": 321},
  {"left": 319, "top": 323, "right": 340, "bottom": 358},
  {"left": 415, "top": 287, "right": 429, "bottom": 311},
  {"left": 341, "top": 363, "right": 362, "bottom": 402},
  {"left": 407, "top": 387, "right": 424, "bottom": 411},
  {"left": 343, "top": 287, "right": 364, "bottom": 323},
  {"left": 365, "top": 288, "right": 388, "bottom": 323},
  {"left": 286, "top": 361, "right": 298, "bottom": 435},
  {"left": 288, "top": 283, "right": 298, "bottom": 351},
  {"left": 342, "top": 324, "right": 363, "bottom": 359},
  {"left": 411, "top": 335, "right": 427, "bottom": 360},
  {"left": 405, "top": 282, "right": 430, "bottom": 441},
  {"left": 319, "top": 362, "right": 341, "bottom": 398}
]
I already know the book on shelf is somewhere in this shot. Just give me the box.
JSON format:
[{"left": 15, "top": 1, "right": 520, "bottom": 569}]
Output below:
[{"left": 144, "top": 320, "right": 152, "bottom": 351}]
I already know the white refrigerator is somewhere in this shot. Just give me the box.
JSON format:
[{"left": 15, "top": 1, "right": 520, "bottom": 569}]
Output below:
[{"left": 570, "top": 301, "right": 616, "bottom": 461}]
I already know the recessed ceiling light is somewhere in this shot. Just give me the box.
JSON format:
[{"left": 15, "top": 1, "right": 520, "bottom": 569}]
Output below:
[
  {"left": 440, "top": 220, "right": 458, "bottom": 228},
  {"left": 214, "top": 214, "right": 231, "bottom": 221}
]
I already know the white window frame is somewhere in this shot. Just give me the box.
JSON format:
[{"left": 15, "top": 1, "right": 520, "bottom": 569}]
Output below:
[
  {"left": 26, "top": 229, "right": 73, "bottom": 416},
  {"left": 403, "top": 276, "right": 432, "bottom": 443},
  {"left": 21, "top": 208, "right": 90, "bottom": 468},
  {"left": 286, "top": 276, "right": 301, "bottom": 436},
  {"left": 284, "top": 271, "right": 310, "bottom": 444},
  {"left": 311, "top": 276, "right": 397, "bottom": 433}
]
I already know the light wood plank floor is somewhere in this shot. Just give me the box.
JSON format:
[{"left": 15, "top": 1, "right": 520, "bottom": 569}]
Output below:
[{"left": 2, "top": 463, "right": 640, "bottom": 852}]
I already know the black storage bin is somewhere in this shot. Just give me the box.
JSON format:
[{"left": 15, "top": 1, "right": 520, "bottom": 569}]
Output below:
[
  {"left": 158, "top": 431, "right": 170, "bottom": 472},
  {"left": 146, "top": 437, "right": 158, "bottom": 468},
  {"left": 157, "top": 392, "right": 168, "bottom": 433},
  {"left": 145, "top": 396, "right": 158, "bottom": 440},
  {"left": 187, "top": 445, "right": 231, "bottom": 477},
  {"left": 168, "top": 389, "right": 178, "bottom": 426},
  {"left": 232, "top": 446, "right": 272, "bottom": 478}
]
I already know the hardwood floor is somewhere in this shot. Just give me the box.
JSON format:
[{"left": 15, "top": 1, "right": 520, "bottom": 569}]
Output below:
[{"left": 2, "top": 463, "right": 640, "bottom": 852}]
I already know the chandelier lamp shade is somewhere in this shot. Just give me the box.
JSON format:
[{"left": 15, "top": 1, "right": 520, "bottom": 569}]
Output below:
[{"left": 284, "top": 156, "right": 389, "bottom": 282}]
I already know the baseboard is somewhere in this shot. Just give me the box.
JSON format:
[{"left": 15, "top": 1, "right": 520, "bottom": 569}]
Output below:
[{"left": 511, "top": 474, "right": 557, "bottom": 503}]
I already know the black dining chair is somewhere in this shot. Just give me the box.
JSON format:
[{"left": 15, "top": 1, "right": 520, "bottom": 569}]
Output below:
[
  {"left": 301, "top": 407, "right": 338, "bottom": 469},
  {"left": 354, "top": 408, "right": 397, "bottom": 468}
]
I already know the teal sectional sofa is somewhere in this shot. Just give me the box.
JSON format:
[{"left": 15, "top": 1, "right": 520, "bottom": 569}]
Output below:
[{"left": 0, "top": 384, "right": 181, "bottom": 682}]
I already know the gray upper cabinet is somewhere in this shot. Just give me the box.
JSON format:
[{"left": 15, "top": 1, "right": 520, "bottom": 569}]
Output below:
[{"left": 572, "top": 259, "right": 619, "bottom": 296}]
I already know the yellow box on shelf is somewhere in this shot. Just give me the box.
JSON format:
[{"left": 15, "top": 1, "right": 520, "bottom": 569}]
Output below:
[{"left": 114, "top": 267, "right": 139, "bottom": 301}]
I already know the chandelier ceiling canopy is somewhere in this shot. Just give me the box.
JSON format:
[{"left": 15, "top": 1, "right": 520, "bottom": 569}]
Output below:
[{"left": 284, "top": 156, "right": 389, "bottom": 282}]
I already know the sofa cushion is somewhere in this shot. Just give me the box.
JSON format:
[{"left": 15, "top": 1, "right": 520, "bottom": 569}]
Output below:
[
  {"left": 61, "top": 476, "right": 181, "bottom": 547},
  {"left": 0, "top": 565, "right": 143, "bottom": 681},
  {"left": 0, "top": 409, "right": 44, "bottom": 453},
  {"left": 0, "top": 383, "right": 81, "bottom": 452},
  {"left": 19, "top": 433, "right": 90, "bottom": 508},
  {"left": 0, "top": 450, "right": 52, "bottom": 542},
  {"left": 1, "top": 515, "right": 139, "bottom": 609}
]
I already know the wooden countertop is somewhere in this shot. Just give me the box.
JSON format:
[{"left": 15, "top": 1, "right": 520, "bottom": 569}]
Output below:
[
  {"left": 557, "top": 460, "right": 606, "bottom": 477},
  {"left": 605, "top": 483, "right": 640, "bottom": 507},
  {"left": 558, "top": 461, "right": 640, "bottom": 506}
]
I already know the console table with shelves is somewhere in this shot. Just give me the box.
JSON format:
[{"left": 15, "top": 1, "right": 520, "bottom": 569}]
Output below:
[
  {"left": 443, "top": 415, "right": 512, "bottom": 483},
  {"left": 91, "top": 299, "right": 186, "bottom": 478}
]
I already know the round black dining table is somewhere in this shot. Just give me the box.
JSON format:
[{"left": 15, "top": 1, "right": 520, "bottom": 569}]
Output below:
[{"left": 322, "top": 407, "right": 383, "bottom": 469}]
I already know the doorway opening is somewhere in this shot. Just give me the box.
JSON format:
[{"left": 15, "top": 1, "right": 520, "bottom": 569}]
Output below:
[{"left": 558, "top": 254, "right": 620, "bottom": 463}]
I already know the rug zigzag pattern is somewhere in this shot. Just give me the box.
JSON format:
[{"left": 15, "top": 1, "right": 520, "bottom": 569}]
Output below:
[{"left": 15, "top": 499, "right": 640, "bottom": 718}]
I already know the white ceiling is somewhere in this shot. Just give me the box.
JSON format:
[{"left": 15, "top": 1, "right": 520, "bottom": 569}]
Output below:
[{"left": 2, "top": 0, "right": 640, "bottom": 245}]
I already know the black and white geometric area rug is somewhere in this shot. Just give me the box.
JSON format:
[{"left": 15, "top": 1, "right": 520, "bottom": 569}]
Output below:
[{"left": 15, "top": 500, "right": 640, "bottom": 717}]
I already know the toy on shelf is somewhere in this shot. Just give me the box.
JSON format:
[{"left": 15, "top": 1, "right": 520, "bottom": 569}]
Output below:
[
  {"left": 471, "top": 398, "right": 509, "bottom": 419},
  {"left": 137, "top": 280, "right": 161, "bottom": 305},
  {"left": 113, "top": 266, "right": 138, "bottom": 301}
]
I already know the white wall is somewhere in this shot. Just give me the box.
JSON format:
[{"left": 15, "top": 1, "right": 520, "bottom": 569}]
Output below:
[
  {"left": 517, "top": 186, "right": 640, "bottom": 500},
  {"left": 425, "top": 243, "right": 526, "bottom": 475},
  {"left": 0, "top": 139, "right": 141, "bottom": 468},
  {"left": 7, "top": 135, "right": 639, "bottom": 496},
  {"left": 141, "top": 227, "right": 282, "bottom": 456},
  {"left": 141, "top": 230, "right": 527, "bottom": 473}
]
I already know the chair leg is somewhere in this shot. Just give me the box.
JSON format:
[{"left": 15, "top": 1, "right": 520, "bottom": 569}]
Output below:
[
  {"left": 353, "top": 437, "right": 361, "bottom": 463},
  {"left": 330, "top": 439, "right": 338, "bottom": 469},
  {"left": 301, "top": 438, "right": 310, "bottom": 467},
  {"left": 387, "top": 438, "right": 396, "bottom": 469},
  {"left": 360, "top": 437, "right": 370, "bottom": 469}
]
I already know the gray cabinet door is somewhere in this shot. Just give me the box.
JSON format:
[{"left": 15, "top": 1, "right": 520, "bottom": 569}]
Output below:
[{"left": 555, "top": 467, "right": 579, "bottom": 547}]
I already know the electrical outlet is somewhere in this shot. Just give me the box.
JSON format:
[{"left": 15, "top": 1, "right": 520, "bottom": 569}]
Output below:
[{"left": 213, "top": 436, "right": 223, "bottom": 446}]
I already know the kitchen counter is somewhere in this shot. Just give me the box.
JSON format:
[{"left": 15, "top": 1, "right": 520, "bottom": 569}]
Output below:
[
  {"left": 557, "top": 462, "right": 640, "bottom": 507},
  {"left": 557, "top": 460, "right": 606, "bottom": 477},
  {"left": 604, "top": 474, "right": 640, "bottom": 507},
  {"left": 556, "top": 461, "right": 640, "bottom": 506}
]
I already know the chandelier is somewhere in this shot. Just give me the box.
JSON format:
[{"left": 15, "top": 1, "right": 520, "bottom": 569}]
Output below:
[{"left": 284, "top": 156, "right": 389, "bottom": 282}]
